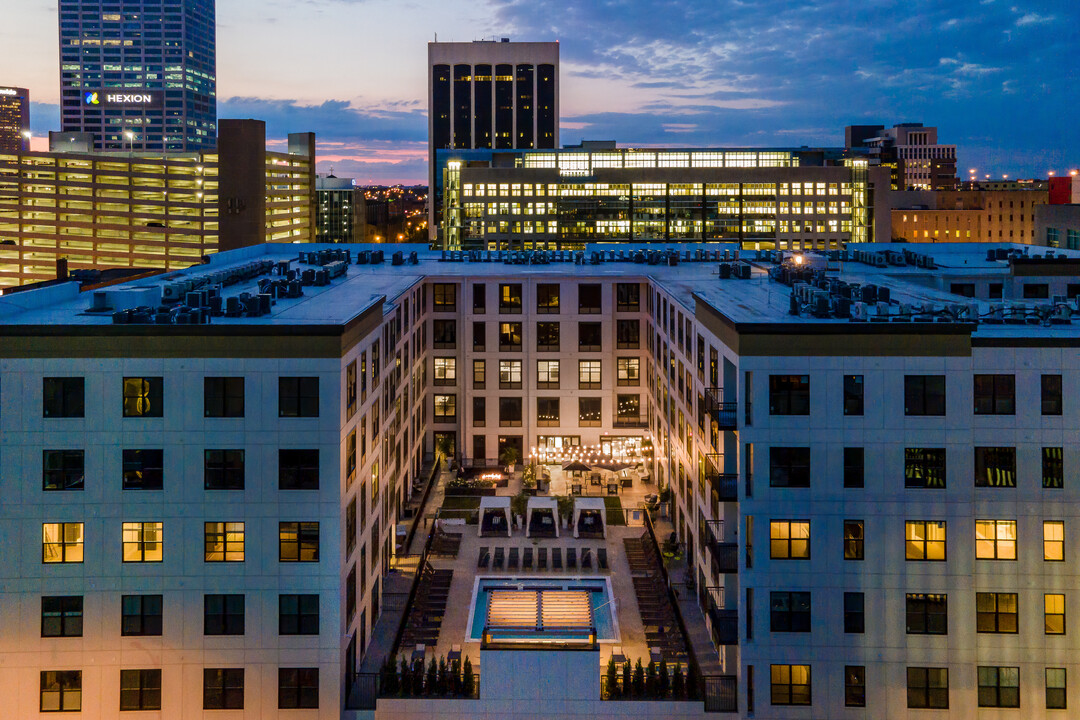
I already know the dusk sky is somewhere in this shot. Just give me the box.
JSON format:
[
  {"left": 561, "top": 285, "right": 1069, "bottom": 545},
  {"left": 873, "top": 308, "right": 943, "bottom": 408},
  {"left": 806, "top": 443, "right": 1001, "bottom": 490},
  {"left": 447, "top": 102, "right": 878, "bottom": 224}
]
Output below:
[{"left": 3, "top": 0, "right": 1077, "bottom": 184}]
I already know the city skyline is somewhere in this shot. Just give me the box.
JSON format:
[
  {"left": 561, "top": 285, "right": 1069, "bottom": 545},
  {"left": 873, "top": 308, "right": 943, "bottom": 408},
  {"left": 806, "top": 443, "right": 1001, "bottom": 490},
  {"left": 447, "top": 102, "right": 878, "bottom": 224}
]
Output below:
[{"left": 1, "top": 0, "right": 1076, "bottom": 184}]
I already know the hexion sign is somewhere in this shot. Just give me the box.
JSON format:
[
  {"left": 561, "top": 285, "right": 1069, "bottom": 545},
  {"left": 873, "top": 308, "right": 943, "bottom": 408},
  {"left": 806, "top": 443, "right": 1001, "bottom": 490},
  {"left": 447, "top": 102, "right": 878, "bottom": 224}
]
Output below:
[
  {"left": 0, "top": 88, "right": 20, "bottom": 96},
  {"left": 84, "top": 91, "right": 163, "bottom": 107}
]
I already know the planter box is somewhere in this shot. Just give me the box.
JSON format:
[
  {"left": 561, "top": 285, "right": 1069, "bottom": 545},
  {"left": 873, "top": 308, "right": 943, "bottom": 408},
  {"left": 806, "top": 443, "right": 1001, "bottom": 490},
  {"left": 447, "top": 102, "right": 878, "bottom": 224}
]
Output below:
[{"left": 445, "top": 486, "right": 497, "bottom": 497}]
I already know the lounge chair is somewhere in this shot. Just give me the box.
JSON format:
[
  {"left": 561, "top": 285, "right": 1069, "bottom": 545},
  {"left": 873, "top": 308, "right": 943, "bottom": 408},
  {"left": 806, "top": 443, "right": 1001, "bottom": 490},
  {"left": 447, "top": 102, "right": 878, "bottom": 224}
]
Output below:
[
  {"left": 612, "top": 645, "right": 626, "bottom": 664},
  {"left": 538, "top": 547, "right": 548, "bottom": 569},
  {"left": 598, "top": 548, "right": 609, "bottom": 570},
  {"left": 448, "top": 644, "right": 462, "bottom": 662},
  {"left": 523, "top": 546, "right": 534, "bottom": 569},
  {"left": 494, "top": 547, "right": 505, "bottom": 569},
  {"left": 552, "top": 547, "right": 563, "bottom": 569},
  {"left": 581, "top": 548, "right": 593, "bottom": 569},
  {"left": 566, "top": 547, "right": 577, "bottom": 569},
  {"left": 478, "top": 546, "right": 490, "bottom": 568},
  {"left": 508, "top": 547, "right": 520, "bottom": 570}
]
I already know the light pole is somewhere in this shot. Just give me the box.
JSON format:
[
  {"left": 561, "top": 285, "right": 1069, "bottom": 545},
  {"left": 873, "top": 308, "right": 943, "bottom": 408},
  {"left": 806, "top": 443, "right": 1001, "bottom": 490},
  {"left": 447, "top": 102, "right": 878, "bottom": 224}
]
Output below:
[
  {"left": 21, "top": 130, "right": 31, "bottom": 152},
  {"left": 124, "top": 130, "right": 134, "bottom": 156}
]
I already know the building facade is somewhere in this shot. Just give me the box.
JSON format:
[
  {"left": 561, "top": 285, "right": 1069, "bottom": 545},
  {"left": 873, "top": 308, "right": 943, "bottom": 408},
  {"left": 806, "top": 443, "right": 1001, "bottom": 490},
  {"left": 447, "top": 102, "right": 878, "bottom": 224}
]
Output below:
[
  {"left": 59, "top": 0, "right": 216, "bottom": 152},
  {"left": 316, "top": 175, "right": 361, "bottom": 242},
  {"left": 847, "top": 123, "right": 958, "bottom": 191},
  {"left": 0, "top": 86, "right": 30, "bottom": 152},
  {"left": 1036, "top": 203, "right": 1080, "bottom": 250},
  {"left": 891, "top": 189, "right": 1050, "bottom": 244}
]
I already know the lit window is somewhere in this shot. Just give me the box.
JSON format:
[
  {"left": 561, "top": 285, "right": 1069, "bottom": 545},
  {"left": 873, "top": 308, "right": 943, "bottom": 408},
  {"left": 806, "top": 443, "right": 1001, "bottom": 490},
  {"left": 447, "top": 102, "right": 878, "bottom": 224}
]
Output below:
[
  {"left": 905, "top": 520, "right": 946, "bottom": 561},
  {"left": 770, "top": 520, "right": 810, "bottom": 559},
  {"left": 1044, "top": 521, "right": 1064, "bottom": 561},
  {"left": 43, "top": 523, "right": 84, "bottom": 563},
  {"left": 279, "top": 522, "right": 320, "bottom": 562},
  {"left": 122, "top": 521, "right": 163, "bottom": 562},
  {"left": 122, "top": 376, "right": 163, "bottom": 417},
  {"left": 1045, "top": 594, "right": 1066, "bottom": 635},
  {"left": 433, "top": 357, "right": 456, "bottom": 385},
  {"left": 770, "top": 664, "right": 811, "bottom": 705},
  {"left": 204, "top": 522, "right": 245, "bottom": 562},
  {"left": 975, "top": 519, "right": 1016, "bottom": 560},
  {"left": 40, "top": 670, "right": 82, "bottom": 712}
]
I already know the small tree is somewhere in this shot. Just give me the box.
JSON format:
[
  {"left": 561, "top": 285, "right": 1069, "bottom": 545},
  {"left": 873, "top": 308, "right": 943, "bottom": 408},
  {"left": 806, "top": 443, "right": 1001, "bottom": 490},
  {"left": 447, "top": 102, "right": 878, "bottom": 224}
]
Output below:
[
  {"left": 672, "top": 663, "right": 685, "bottom": 700},
  {"left": 451, "top": 658, "right": 462, "bottom": 696},
  {"left": 632, "top": 659, "right": 645, "bottom": 697},
  {"left": 622, "top": 660, "right": 633, "bottom": 698},
  {"left": 645, "top": 660, "right": 658, "bottom": 697},
  {"left": 500, "top": 445, "right": 519, "bottom": 469},
  {"left": 437, "top": 656, "right": 449, "bottom": 696},
  {"left": 412, "top": 659, "right": 425, "bottom": 695},
  {"left": 399, "top": 657, "right": 412, "bottom": 696},
  {"left": 380, "top": 656, "right": 399, "bottom": 697},
  {"left": 686, "top": 664, "right": 699, "bottom": 700},
  {"left": 658, "top": 658, "right": 670, "bottom": 699},
  {"left": 425, "top": 657, "right": 438, "bottom": 696},
  {"left": 462, "top": 656, "right": 475, "bottom": 697},
  {"left": 605, "top": 656, "right": 620, "bottom": 699}
]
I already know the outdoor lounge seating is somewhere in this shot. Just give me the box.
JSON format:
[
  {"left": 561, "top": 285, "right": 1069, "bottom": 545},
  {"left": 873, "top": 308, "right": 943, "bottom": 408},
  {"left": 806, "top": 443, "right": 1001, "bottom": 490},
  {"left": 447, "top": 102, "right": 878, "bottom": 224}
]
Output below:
[
  {"left": 573, "top": 498, "right": 607, "bottom": 539},
  {"left": 400, "top": 563, "right": 454, "bottom": 650},
  {"left": 494, "top": 547, "right": 505, "bottom": 569},
  {"left": 552, "top": 547, "right": 563, "bottom": 569},
  {"left": 598, "top": 547, "right": 609, "bottom": 570},
  {"left": 538, "top": 547, "right": 548, "bottom": 569},
  {"left": 479, "top": 496, "right": 513, "bottom": 538},
  {"left": 508, "top": 547, "right": 520, "bottom": 569},
  {"left": 566, "top": 547, "right": 577, "bottom": 569},
  {"left": 581, "top": 548, "right": 593, "bottom": 569},
  {"left": 526, "top": 497, "right": 560, "bottom": 538},
  {"left": 522, "top": 546, "right": 534, "bottom": 569},
  {"left": 477, "top": 546, "right": 490, "bottom": 568}
]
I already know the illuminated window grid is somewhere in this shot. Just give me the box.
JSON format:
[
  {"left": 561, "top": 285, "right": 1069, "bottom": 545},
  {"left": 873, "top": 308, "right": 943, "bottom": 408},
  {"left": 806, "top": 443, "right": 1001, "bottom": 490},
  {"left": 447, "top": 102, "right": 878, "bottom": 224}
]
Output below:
[
  {"left": 204, "top": 522, "right": 245, "bottom": 562},
  {"left": 122, "top": 521, "right": 163, "bottom": 562}
]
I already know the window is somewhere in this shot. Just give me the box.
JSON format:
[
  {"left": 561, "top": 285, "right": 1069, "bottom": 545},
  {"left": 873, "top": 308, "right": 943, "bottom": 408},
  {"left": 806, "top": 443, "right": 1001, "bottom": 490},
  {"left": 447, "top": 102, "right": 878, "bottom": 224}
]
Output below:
[
  {"left": 499, "top": 360, "right": 522, "bottom": 389},
  {"left": 537, "top": 397, "right": 559, "bottom": 427},
  {"left": 536, "top": 321, "right": 559, "bottom": 351},
  {"left": 473, "top": 283, "right": 486, "bottom": 312},
  {"left": 204, "top": 377, "right": 244, "bottom": 417},
  {"left": 906, "top": 593, "right": 948, "bottom": 634},
  {"left": 1045, "top": 521, "right": 1064, "bottom": 561},
  {"left": 536, "top": 283, "right": 559, "bottom": 313},
  {"left": 578, "top": 284, "right": 602, "bottom": 313},
  {"left": 279, "top": 449, "right": 319, "bottom": 490},
  {"left": 1024, "top": 283, "right": 1049, "bottom": 299},
  {"left": 770, "top": 664, "right": 811, "bottom": 706},
  {"left": 975, "top": 519, "right": 1016, "bottom": 559},
  {"left": 974, "top": 447, "right": 1016, "bottom": 487},
  {"left": 43, "top": 522, "right": 83, "bottom": 563},
  {"left": 905, "top": 448, "right": 946, "bottom": 488},
  {"left": 346, "top": 362, "right": 357, "bottom": 420},
  {"left": 977, "top": 592, "right": 1018, "bottom": 633},
  {"left": 770, "top": 520, "right": 810, "bottom": 559},
  {"left": 434, "top": 394, "right": 456, "bottom": 422},
  {"left": 617, "top": 395, "right": 641, "bottom": 423},
  {"left": 120, "top": 669, "right": 161, "bottom": 711},
  {"left": 279, "top": 377, "right": 319, "bottom": 417},
  {"left": 122, "top": 449, "right": 163, "bottom": 490},
  {"left": 905, "top": 520, "right": 946, "bottom": 561},
  {"left": 578, "top": 360, "right": 602, "bottom": 389},
  {"left": 844, "top": 666, "right": 865, "bottom": 707},
  {"left": 844, "top": 592, "right": 864, "bottom": 633},
  {"left": 41, "top": 596, "right": 83, "bottom": 637},
  {"left": 616, "top": 282, "right": 640, "bottom": 312},
  {"left": 434, "top": 357, "right": 456, "bottom": 385},
  {"left": 537, "top": 360, "right": 560, "bottom": 389},
  {"left": 279, "top": 668, "right": 319, "bottom": 709},
  {"left": 843, "top": 375, "right": 864, "bottom": 415},
  {"left": 978, "top": 666, "right": 1019, "bottom": 708},
  {"left": 616, "top": 319, "right": 640, "bottom": 348},
  {"left": 617, "top": 357, "right": 640, "bottom": 386},
  {"left": 904, "top": 375, "right": 945, "bottom": 415},
  {"left": 907, "top": 668, "right": 948, "bottom": 709},
  {"left": 122, "top": 522, "right": 163, "bottom": 562},
  {"left": 473, "top": 397, "right": 486, "bottom": 427},
  {"left": 204, "top": 449, "right": 244, "bottom": 489},
  {"left": 769, "top": 447, "right": 810, "bottom": 487},
  {"left": 472, "top": 321, "right": 485, "bottom": 350},
  {"left": 121, "top": 595, "right": 162, "bottom": 636},
  {"left": 43, "top": 377, "right": 84, "bottom": 418},
  {"left": 843, "top": 447, "right": 864, "bottom": 488},
  {"left": 770, "top": 591, "right": 810, "bottom": 632},
  {"left": 843, "top": 520, "right": 864, "bottom": 560},
  {"left": 346, "top": 565, "right": 356, "bottom": 621},
  {"left": 769, "top": 375, "right": 809, "bottom": 415},
  {"left": 122, "top": 377, "right": 163, "bottom": 417},
  {"left": 40, "top": 670, "right": 81, "bottom": 712},
  {"left": 279, "top": 522, "right": 320, "bottom": 562},
  {"left": 203, "top": 668, "right": 244, "bottom": 710},
  {"left": 43, "top": 450, "right": 85, "bottom": 491},
  {"left": 280, "top": 594, "right": 319, "bottom": 635},
  {"left": 1047, "top": 668, "right": 1067, "bottom": 709},
  {"left": 204, "top": 522, "right": 245, "bottom": 562},
  {"left": 500, "top": 397, "right": 523, "bottom": 427},
  {"left": 473, "top": 360, "right": 486, "bottom": 389},
  {"left": 1042, "top": 374, "right": 1063, "bottom": 415},
  {"left": 578, "top": 322, "right": 602, "bottom": 351},
  {"left": 499, "top": 283, "right": 522, "bottom": 313},
  {"left": 1043, "top": 446, "right": 1064, "bottom": 488},
  {"left": 1046, "top": 593, "right": 1066, "bottom": 634},
  {"left": 499, "top": 321, "right": 522, "bottom": 351},
  {"left": 346, "top": 498, "right": 356, "bottom": 556},
  {"left": 974, "top": 374, "right": 1015, "bottom": 415},
  {"left": 433, "top": 319, "right": 456, "bottom": 348},
  {"left": 578, "top": 397, "right": 601, "bottom": 427},
  {"left": 346, "top": 430, "right": 357, "bottom": 480},
  {"left": 432, "top": 282, "right": 456, "bottom": 311},
  {"left": 204, "top": 594, "right": 245, "bottom": 635}
]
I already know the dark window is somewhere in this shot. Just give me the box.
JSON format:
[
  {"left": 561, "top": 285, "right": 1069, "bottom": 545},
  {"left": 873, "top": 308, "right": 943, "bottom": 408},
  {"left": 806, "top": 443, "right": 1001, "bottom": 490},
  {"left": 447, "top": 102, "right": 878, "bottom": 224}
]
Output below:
[
  {"left": 844, "top": 592, "right": 864, "bottom": 633},
  {"left": 769, "top": 591, "right": 811, "bottom": 632},
  {"left": 905, "top": 448, "right": 946, "bottom": 489},
  {"left": 769, "top": 447, "right": 810, "bottom": 488},
  {"left": 1023, "top": 283, "right": 1049, "bottom": 299},
  {"left": 843, "top": 520, "right": 864, "bottom": 560},
  {"left": 204, "top": 594, "right": 245, "bottom": 635},
  {"left": 499, "top": 397, "right": 523, "bottom": 427},
  {"left": 499, "top": 322, "right": 522, "bottom": 351},
  {"left": 843, "top": 375, "right": 864, "bottom": 416},
  {"left": 537, "top": 283, "right": 560, "bottom": 313},
  {"left": 536, "top": 397, "right": 559, "bottom": 427},
  {"left": 40, "top": 670, "right": 82, "bottom": 712},
  {"left": 472, "top": 321, "right": 486, "bottom": 350},
  {"left": 204, "top": 449, "right": 245, "bottom": 490},
  {"left": 346, "top": 362, "right": 357, "bottom": 420},
  {"left": 473, "top": 397, "right": 486, "bottom": 426},
  {"left": 536, "top": 321, "right": 559, "bottom": 351},
  {"left": 843, "top": 447, "right": 864, "bottom": 488},
  {"left": 973, "top": 374, "right": 1015, "bottom": 415},
  {"left": 43, "top": 450, "right": 85, "bottom": 491},
  {"left": 1042, "top": 374, "right": 1063, "bottom": 415},
  {"left": 278, "top": 668, "right": 319, "bottom": 709},
  {"left": 279, "top": 594, "right": 319, "bottom": 635},
  {"left": 578, "top": 322, "right": 602, "bottom": 352},
  {"left": 904, "top": 375, "right": 946, "bottom": 416},
  {"left": 346, "top": 499, "right": 356, "bottom": 555},
  {"left": 616, "top": 282, "right": 640, "bottom": 312},
  {"left": 204, "top": 377, "right": 244, "bottom": 417},
  {"left": 988, "top": 283, "right": 1003, "bottom": 299},
  {"left": 346, "top": 565, "right": 356, "bottom": 621},
  {"left": 121, "top": 594, "right": 162, "bottom": 636},
  {"left": 1043, "top": 447, "right": 1064, "bottom": 488},
  {"left": 279, "top": 522, "right": 320, "bottom": 562},
  {"left": 122, "top": 377, "right": 163, "bottom": 417},
  {"left": 1046, "top": 668, "right": 1067, "bottom": 709},
  {"left": 279, "top": 449, "right": 319, "bottom": 490},
  {"left": 906, "top": 593, "right": 948, "bottom": 634},
  {"left": 616, "top": 319, "right": 640, "bottom": 349},
  {"left": 43, "top": 377, "right": 84, "bottom": 418},
  {"left": 473, "top": 283, "right": 486, "bottom": 312},
  {"left": 432, "top": 283, "right": 456, "bottom": 311},
  {"left": 120, "top": 669, "right": 161, "bottom": 711},
  {"left": 974, "top": 447, "right": 1016, "bottom": 487},
  {"left": 578, "top": 284, "right": 602, "bottom": 313},
  {"left": 950, "top": 283, "right": 975, "bottom": 297},
  {"left": 978, "top": 666, "right": 1020, "bottom": 708},
  {"left": 203, "top": 668, "right": 244, "bottom": 710},
  {"left": 907, "top": 667, "right": 948, "bottom": 709},
  {"left": 977, "top": 592, "right": 1018, "bottom": 633},
  {"left": 844, "top": 666, "right": 866, "bottom": 707},
  {"left": 499, "top": 283, "right": 522, "bottom": 313},
  {"left": 41, "top": 596, "right": 83, "bottom": 637},
  {"left": 578, "top": 397, "right": 602, "bottom": 427},
  {"left": 769, "top": 375, "right": 809, "bottom": 415},
  {"left": 279, "top": 377, "right": 319, "bottom": 417},
  {"left": 433, "top": 319, "right": 456, "bottom": 349},
  {"left": 122, "top": 449, "right": 163, "bottom": 490}
]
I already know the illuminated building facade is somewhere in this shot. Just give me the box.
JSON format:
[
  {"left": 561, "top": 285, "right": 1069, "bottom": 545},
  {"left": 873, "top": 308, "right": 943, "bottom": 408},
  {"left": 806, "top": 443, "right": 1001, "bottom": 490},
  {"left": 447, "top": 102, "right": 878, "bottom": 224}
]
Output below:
[
  {"left": 0, "top": 86, "right": 30, "bottom": 152},
  {"left": 892, "top": 189, "right": 1049, "bottom": 244},
  {"left": 59, "top": 0, "right": 216, "bottom": 152},
  {"left": 846, "top": 123, "right": 958, "bottom": 191},
  {"left": 316, "top": 175, "right": 361, "bottom": 242}
]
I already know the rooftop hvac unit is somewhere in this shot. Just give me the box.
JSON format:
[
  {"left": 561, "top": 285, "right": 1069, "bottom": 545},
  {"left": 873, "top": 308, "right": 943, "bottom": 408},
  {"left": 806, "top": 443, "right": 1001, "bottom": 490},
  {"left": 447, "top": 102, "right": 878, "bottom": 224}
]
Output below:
[{"left": 851, "top": 302, "right": 868, "bottom": 321}]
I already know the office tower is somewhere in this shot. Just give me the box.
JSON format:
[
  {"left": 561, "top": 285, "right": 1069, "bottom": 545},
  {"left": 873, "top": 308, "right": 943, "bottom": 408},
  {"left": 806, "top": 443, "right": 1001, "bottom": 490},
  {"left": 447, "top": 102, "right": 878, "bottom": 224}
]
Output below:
[
  {"left": 0, "top": 87, "right": 30, "bottom": 152},
  {"left": 427, "top": 39, "right": 560, "bottom": 238},
  {"left": 59, "top": 0, "right": 216, "bottom": 152},
  {"left": 845, "top": 123, "right": 958, "bottom": 191},
  {"left": 316, "top": 175, "right": 362, "bottom": 242}
]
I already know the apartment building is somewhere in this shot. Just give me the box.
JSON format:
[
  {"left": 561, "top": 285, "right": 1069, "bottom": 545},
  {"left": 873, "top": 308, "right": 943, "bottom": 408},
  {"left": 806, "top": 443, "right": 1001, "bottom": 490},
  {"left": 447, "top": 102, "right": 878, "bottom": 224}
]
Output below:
[{"left": 892, "top": 189, "right": 1049, "bottom": 244}]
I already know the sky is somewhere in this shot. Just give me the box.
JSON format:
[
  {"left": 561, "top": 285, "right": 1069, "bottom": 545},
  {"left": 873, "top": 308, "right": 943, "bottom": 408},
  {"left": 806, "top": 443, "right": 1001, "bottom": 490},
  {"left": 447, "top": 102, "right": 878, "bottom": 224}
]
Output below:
[{"left": 2, "top": 0, "right": 1077, "bottom": 185}]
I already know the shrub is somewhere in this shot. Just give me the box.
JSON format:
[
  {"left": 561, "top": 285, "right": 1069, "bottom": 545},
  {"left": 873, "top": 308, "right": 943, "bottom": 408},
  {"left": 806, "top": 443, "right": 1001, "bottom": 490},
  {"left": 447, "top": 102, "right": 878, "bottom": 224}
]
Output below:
[
  {"left": 658, "top": 658, "right": 670, "bottom": 699},
  {"left": 399, "top": 657, "right": 412, "bottom": 696},
  {"left": 462, "top": 656, "right": 475, "bottom": 697},
  {"left": 632, "top": 659, "right": 645, "bottom": 697},
  {"left": 425, "top": 657, "right": 438, "bottom": 696},
  {"left": 622, "top": 660, "right": 633, "bottom": 698},
  {"left": 645, "top": 660, "right": 658, "bottom": 697},
  {"left": 672, "top": 663, "right": 685, "bottom": 699},
  {"left": 605, "top": 656, "right": 620, "bottom": 699}
]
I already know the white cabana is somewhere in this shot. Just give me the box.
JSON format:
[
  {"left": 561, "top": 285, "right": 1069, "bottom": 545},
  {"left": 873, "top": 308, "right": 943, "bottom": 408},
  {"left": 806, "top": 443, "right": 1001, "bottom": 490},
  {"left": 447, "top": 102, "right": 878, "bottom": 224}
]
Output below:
[
  {"left": 573, "top": 497, "right": 607, "bottom": 539},
  {"left": 478, "top": 495, "right": 512, "bottom": 537},
  {"left": 526, "top": 496, "right": 560, "bottom": 538}
]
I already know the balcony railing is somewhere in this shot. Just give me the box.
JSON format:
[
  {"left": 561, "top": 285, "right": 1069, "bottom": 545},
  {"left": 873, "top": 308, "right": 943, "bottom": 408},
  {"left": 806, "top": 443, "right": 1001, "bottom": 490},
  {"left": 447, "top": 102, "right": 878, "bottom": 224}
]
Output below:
[
  {"left": 705, "top": 454, "right": 737, "bottom": 501},
  {"left": 705, "top": 520, "right": 738, "bottom": 574},
  {"left": 705, "top": 387, "right": 737, "bottom": 430},
  {"left": 614, "top": 414, "right": 649, "bottom": 428},
  {"left": 706, "top": 587, "right": 738, "bottom": 646}
]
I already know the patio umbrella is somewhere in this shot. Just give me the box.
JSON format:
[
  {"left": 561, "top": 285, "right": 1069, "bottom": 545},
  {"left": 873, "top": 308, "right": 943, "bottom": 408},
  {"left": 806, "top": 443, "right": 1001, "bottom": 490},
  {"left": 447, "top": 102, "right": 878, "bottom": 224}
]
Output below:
[
  {"left": 591, "top": 461, "right": 634, "bottom": 473},
  {"left": 562, "top": 460, "right": 592, "bottom": 473}
]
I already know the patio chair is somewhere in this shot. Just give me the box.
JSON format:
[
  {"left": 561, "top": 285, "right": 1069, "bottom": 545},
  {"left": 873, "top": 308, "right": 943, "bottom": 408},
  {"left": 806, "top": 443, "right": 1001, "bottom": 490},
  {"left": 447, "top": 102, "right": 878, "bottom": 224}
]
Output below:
[
  {"left": 581, "top": 548, "right": 593, "bottom": 569},
  {"left": 598, "top": 547, "right": 609, "bottom": 570},
  {"left": 448, "top": 644, "right": 462, "bottom": 662},
  {"left": 538, "top": 547, "right": 548, "bottom": 569},
  {"left": 508, "top": 547, "right": 519, "bottom": 569},
  {"left": 522, "top": 546, "right": 534, "bottom": 569},
  {"left": 571, "top": 482, "right": 583, "bottom": 496},
  {"left": 552, "top": 547, "right": 563, "bottom": 569},
  {"left": 607, "top": 483, "right": 619, "bottom": 496},
  {"left": 566, "top": 547, "right": 577, "bottom": 569},
  {"left": 477, "top": 546, "right": 490, "bottom": 569},
  {"left": 612, "top": 646, "right": 627, "bottom": 664},
  {"left": 494, "top": 547, "right": 505, "bottom": 569}
]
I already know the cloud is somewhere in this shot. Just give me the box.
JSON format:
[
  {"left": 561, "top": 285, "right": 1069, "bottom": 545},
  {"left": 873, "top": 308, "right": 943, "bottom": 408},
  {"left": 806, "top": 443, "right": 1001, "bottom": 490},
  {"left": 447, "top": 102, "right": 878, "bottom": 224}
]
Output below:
[
  {"left": 1015, "top": 12, "right": 1053, "bottom": 26},
  {"left": 219, "top": 97, "right": 427, "bottom": 144}
]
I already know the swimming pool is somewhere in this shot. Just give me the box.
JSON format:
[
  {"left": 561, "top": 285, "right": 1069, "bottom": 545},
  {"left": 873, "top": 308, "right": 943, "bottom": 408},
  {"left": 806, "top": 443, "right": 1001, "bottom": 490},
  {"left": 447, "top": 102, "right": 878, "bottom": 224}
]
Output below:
[{"left": 467, "top": 576, "right": 619, "bottom": 642}]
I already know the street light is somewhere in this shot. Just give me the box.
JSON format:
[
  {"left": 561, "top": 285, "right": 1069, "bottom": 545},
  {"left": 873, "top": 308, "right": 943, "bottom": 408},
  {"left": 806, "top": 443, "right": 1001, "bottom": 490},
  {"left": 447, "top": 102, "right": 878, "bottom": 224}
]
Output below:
[
  {"left": 124, "top": 130, "right": 134, "bottom": 155},
  {"left": 21, "top": 130, "right": 31, "bottom": 151}
]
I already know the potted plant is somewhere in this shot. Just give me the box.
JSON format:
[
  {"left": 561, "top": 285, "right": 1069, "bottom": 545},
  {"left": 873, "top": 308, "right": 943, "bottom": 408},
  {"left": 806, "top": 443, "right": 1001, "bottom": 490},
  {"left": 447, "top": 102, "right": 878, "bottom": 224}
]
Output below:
[
  {"left": 500, "top": 446, "right": 519, "bottom": 473},
  {"left": 434, "top": 434, "right": 454, "bottom": 468}
]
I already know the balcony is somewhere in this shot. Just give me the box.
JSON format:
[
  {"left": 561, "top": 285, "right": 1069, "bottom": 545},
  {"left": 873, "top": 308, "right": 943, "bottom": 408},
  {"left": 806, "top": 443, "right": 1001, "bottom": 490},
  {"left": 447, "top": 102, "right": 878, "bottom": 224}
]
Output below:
[
  {"left": 613, "top": 414, "right": 649, "bottom": 429},
  {"left": 704, "top": 520, "right": 738, "bottom": 574},
  {"left": 706, "top": 587, "right": 738, "bottom": 646},
  {"left": 705, "top": 454, "right": 738, "bottom": 501},
  {"left": 705, "top": 387, "right": 737, "bottom": 430}
]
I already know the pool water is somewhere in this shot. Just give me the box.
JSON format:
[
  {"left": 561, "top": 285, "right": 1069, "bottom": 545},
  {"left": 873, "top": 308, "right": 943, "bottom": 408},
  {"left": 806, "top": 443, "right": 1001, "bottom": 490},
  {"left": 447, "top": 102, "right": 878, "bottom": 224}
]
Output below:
[{"left": 468, "top": 576, "right": 618, "bottom": 642}]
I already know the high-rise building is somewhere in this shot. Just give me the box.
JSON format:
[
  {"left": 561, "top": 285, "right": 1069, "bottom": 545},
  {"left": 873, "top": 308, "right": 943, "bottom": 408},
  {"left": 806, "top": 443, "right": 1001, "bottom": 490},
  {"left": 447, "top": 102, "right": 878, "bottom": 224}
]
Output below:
[
  {"left": 316, "top": 175, "right": 362, "bottom": 242},
  {"left": 427, "top": 39, "right": 559, "bottom": 238},
  {"left": 0, "top": 87, "right": 30, "bottom": 152},
  {"left": 845, "top": 123, "right": 957, "bottom": 191},
  {"left": 59, "top": 0, "right": 216, "bottom": 152}
]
